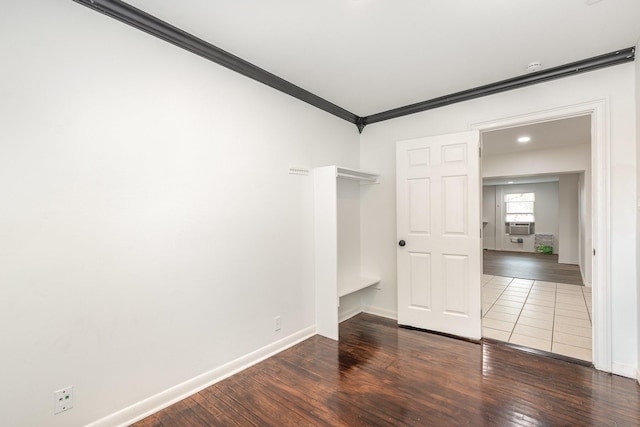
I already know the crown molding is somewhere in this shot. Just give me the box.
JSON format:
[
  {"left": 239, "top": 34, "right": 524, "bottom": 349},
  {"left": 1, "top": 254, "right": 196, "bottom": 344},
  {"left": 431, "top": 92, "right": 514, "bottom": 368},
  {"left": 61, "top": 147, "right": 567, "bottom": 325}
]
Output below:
[{"left": 72, "top": 1, "right": 634, "bottom": 134}]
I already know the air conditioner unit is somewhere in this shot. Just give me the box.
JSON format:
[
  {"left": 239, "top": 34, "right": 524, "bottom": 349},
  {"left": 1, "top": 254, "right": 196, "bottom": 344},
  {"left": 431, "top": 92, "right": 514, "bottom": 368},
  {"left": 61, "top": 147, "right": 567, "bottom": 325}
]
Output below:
[{"left": 508, "top": 223, "right": 531, "bottom": 235}]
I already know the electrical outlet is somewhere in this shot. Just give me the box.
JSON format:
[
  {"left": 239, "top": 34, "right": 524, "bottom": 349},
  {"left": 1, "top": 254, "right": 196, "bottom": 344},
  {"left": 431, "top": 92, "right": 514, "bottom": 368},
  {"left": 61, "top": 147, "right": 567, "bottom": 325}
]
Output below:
[
  {"left": 274, "top": 315, "right": 281, "bottom": 332},
  {"left": 54, "top": 386, "right": 73, "bottom": 414}
]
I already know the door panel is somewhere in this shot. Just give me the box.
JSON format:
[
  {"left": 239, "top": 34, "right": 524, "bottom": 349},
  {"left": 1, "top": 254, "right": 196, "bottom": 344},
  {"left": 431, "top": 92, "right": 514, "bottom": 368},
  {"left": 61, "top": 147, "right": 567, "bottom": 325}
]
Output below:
[
  {"left": 397, "top": 131, "right": 481, "bottom": 339},
  {"left": 442, "top": 175, "right": 468, "bottom": 234},
  {"left": 409, "top": 252, "right": 432, "bottom": 309},
  {"left": 409, "top": 179, "right": 430, "bottom": 233},
  {"left": 442, "top": 254, "right": 468, "bottom": 315}
]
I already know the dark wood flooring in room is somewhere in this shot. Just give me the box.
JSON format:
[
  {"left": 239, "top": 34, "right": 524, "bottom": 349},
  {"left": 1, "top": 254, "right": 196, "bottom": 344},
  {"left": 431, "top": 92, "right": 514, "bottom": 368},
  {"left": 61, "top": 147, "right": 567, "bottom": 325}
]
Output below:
[
  {"left": 483, "top": 250, "right": 584, "bottom": 285},
  {"left": 133, "top": 314, "right": 639, "bottom": 426}
]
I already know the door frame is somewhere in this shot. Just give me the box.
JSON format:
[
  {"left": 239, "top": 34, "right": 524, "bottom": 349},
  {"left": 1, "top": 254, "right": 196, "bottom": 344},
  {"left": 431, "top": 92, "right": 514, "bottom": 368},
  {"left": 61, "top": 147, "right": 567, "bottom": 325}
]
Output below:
[{"left": 471, "top": 98, "right": 610, "bottom": 372}]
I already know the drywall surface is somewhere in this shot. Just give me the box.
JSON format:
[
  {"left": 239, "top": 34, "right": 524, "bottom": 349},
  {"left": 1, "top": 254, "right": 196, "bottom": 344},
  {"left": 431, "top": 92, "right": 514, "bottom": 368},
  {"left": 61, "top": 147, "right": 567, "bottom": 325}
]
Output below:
[
  {"left": 636, "top": 38, "right": 640, "bottom": 383},
  {"left": 360, "top": 63, "right": 637, "bottom": 375},
  {"left": 482, "top": 188, "right": 497, "bottom": 250},
  {"left": 558, "top": 174, "right": 580, "bottom": 264},
  {"left": 0, "top": 2, "right": 359, "bottom": 426},
  {"left": 578, "top": 172, "right": 588, "bottom": 284},
  {"left": 482, "top": 144, "right": 590, "bottom": 178}
]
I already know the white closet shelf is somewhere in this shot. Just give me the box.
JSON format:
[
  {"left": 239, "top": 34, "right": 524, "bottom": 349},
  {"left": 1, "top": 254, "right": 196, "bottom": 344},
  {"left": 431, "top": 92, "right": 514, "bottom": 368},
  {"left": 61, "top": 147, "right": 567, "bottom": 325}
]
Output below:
[
  {"left": 335, "top": 166, "right": 379, "bottom": 183},
  {"left": 338, "top": 276, "right": 381, "bottom": 298}
]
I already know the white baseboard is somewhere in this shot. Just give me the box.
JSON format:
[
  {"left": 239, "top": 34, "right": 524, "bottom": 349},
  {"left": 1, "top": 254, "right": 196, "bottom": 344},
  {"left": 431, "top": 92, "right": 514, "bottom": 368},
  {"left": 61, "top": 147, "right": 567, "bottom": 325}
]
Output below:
[
  {"left": 338, "top": 304, "right": 398, "bottom": 324},
  {"left": 363, "top": 305, "right": 398, "bottom": 321},
  {"left": 339, "top": 305, "right": 363, "bottom": 323},
  {"left": 87, "top": 326, "right": 316, "bottom": 427},
  {"left": 611, "top": 362, "right": 637, "bottom": 379}
]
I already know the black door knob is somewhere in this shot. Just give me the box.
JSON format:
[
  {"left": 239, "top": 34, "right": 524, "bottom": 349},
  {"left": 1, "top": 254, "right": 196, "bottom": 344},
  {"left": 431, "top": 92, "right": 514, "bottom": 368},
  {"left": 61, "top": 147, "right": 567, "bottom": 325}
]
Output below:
[{"left": 398, "top": 240, "right": 406, "bottom": 247}]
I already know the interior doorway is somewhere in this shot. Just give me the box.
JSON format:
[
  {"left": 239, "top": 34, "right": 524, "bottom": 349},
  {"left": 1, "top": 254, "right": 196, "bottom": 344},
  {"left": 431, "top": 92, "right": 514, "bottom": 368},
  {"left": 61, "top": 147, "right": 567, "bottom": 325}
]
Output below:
[{"left": 478, "top": 115, "right": 594, "bottom": 363}]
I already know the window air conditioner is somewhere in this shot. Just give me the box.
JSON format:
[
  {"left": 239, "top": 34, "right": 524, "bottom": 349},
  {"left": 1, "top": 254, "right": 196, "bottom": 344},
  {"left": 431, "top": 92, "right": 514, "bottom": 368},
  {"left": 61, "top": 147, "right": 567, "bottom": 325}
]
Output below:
[{"left": 508, "top": 223, "right": 531, "bottom": 235}]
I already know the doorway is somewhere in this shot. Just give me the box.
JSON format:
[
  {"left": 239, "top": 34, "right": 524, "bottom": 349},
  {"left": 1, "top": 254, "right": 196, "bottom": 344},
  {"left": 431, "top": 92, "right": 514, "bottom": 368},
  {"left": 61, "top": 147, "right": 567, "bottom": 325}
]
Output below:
[
  {"left": 477, "top": 112, "right": 598, "bottom": 363},
  {"left": 394, "top": 99, "right": 611, "bottom": 371}
]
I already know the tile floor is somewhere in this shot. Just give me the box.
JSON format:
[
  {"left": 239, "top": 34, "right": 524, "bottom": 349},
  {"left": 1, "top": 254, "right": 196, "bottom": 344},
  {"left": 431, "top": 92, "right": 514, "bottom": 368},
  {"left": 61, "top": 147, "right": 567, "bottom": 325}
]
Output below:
[{"left": 482, "top": 274, "right": 593, "bottom": 362}]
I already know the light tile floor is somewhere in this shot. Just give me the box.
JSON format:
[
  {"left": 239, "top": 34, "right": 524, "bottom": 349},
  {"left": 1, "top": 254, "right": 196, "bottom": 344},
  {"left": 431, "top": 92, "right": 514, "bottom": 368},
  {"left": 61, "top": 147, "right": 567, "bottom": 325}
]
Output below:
[{"left": 482, "top": 274, "right": 593, "bottom": 362}]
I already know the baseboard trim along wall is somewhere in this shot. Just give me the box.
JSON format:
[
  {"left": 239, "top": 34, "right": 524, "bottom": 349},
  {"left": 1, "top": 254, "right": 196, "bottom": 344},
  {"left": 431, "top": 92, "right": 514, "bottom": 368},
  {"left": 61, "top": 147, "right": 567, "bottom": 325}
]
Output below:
[
  {"left": 86, "top": 326, "right": 316, "bottom": 427},
  {"left": 611, "top": 362, "right": 638, "bottom": 380},
  {"left": 339, "top": 305, "right": 363, "bottom": 323},
  {"left": 364, "top": 306, "right": 398, "bottom": 321}
]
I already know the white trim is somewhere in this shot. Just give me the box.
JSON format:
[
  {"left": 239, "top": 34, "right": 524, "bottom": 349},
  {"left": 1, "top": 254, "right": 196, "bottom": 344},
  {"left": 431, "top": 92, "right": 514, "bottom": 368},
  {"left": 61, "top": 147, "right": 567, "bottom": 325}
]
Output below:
[
  {"left": 471, "top": 98, "right": 611, "bottom": 372},
  {"left": 364, "top": 305, "right": 398, "bottom": 321},
  {"left": 339, "top": 304, "right": 363, "bottom": 323},
  {"left": 610, "top": 362, "right": 638, "bottom": 379},
  {"left": 637, "top": 369, "right": 640, "bottom": 385},
  {"left": 86, "top": 326, "right": 316, "bottom": 427}
]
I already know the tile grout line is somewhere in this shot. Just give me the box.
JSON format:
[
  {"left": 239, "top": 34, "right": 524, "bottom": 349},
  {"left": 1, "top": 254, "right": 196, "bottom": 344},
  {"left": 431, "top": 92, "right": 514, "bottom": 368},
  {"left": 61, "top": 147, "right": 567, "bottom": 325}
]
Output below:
[
  {"left": 482, "top": 276, "right": 522, "bottom": 339},
  {"left": 582, "top": 287, "right": 593, "bottom": 325},
  {"left": 550, "top": 283, "right": 557, "bottom": 353},
  {"left": 553, "top": 285, "right": 593, "bottom": 358},
  {"left": 506, "top": 279, "right": 534, "bottom": 343},
  {"left": 482, "top": 276, "right": 513, "bottom": 318}
]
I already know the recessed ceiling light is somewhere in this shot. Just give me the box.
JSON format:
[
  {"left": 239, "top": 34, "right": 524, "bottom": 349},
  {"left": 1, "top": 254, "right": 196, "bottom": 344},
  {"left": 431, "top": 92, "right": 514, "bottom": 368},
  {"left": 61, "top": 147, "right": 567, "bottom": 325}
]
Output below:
[
  {"left": 508, "top": 181, "right": 514, "bottom": 184},
  {"left": 517, "top": 136, "right": 531, "bottom": 143}
]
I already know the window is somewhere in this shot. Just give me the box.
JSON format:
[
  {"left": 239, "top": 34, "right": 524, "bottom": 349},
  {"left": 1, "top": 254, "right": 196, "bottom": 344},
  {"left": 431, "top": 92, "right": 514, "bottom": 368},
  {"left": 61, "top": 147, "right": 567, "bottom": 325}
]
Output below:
[{"left": 505, "top": 192, "right": 535, "bottom": 222}]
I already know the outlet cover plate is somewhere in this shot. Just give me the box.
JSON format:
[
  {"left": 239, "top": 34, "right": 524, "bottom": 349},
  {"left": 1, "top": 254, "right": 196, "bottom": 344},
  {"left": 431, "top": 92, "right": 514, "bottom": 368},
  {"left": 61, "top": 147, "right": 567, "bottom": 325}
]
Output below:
[{"left": 54, "top": 386, "right": 73, "bottom": 414}]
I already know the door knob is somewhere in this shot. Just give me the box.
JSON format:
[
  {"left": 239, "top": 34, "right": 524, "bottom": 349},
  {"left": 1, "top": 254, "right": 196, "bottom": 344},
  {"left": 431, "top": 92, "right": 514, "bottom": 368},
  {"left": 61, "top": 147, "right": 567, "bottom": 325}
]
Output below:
[{"left": 398, "top": 240, "right": 406, "bottom": 247}]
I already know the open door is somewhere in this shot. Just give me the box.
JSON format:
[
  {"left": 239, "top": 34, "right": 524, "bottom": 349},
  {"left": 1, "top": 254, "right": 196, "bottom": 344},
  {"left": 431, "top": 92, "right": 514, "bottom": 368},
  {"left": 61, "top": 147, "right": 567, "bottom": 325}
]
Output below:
[{"left": 396, "top": 131, "right": 482, "bottom": 339}]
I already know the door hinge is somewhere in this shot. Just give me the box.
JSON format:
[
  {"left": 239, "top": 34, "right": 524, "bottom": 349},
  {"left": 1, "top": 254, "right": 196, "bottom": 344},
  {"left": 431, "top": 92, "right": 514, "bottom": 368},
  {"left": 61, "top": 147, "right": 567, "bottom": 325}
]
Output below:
[{"left": 593, "top": 249, "right": 596, "bottom": 256}]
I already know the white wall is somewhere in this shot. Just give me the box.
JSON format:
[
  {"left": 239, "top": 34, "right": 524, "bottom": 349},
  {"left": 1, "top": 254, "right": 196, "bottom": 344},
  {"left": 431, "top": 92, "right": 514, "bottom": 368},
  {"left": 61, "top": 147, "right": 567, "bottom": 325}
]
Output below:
[
  {"left": 360, "top": 63, "right": 637, "bottom": 376},
  {"left": 482, "top": 188, "right": 496, "bottom": 250},
  {"left": 578, "top": 172, "right": 588, "bottom": 283},
  {"left": 337, "top": 179, "right": 370, "bottom": 321},
  {"left": 635, "top": 39, "right": 640, "bottom": 383},
  {"left": 482, "top": 144, "right": 590, "bottom": 178},
  {"left": 0, "top": 2, "right": 360, "bottom": 426},
  {"left": 483, "top": 182, "right": 559, "bottom": 253},
  {"left": 558, "top": 174, "right": 580, "bottom": 264}
]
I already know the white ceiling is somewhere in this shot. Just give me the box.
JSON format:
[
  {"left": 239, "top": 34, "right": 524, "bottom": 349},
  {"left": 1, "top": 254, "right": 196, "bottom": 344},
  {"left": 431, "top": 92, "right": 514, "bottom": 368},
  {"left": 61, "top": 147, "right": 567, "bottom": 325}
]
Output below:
[
  {"left": 482, "top": 115, "right": 591, "bottom": 156},
  {"left": 125, "top": 0, "right": 640, "bottom": 117}
]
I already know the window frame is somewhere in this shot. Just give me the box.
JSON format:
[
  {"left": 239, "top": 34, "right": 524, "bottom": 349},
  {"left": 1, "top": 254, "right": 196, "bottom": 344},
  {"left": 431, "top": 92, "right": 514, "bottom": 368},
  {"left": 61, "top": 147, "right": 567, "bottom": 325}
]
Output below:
[{"left": 504, "top": 192, "right": 535, "bottom": 223}]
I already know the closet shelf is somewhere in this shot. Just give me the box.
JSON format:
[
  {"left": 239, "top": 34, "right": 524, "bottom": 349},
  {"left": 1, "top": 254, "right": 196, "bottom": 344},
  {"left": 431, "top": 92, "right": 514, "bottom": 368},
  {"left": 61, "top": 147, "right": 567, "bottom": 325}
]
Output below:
[
  {"left": 335, "top": 166, "right": 379, "bottom": 183},
  {"left": 338, "top": 276, "right": 381, "bottom": 298}
]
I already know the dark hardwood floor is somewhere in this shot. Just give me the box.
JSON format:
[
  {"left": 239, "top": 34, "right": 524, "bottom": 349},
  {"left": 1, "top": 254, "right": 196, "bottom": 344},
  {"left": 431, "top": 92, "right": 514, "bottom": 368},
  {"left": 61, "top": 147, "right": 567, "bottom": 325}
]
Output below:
[
  {"left": 133, "top": 313, "right": 639, "bottom": 426},
  {"left": 483, "top": 250, "right": 584, "bottom": 285}
]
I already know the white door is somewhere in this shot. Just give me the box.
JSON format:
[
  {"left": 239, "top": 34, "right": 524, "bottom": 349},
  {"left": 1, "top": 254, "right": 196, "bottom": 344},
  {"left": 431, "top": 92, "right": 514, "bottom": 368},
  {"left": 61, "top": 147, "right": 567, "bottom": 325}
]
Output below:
[{"left": 396, "top": 131, "right": 482, "bottom": 339}]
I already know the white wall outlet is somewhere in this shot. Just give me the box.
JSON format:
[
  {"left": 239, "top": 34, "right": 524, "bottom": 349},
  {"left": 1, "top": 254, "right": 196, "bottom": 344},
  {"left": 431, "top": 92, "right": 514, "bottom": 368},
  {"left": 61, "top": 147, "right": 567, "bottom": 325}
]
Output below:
[
  {"left": 54, "top": 386, "right": 73, "bottom": 414},
  {"left": 274, "top": 315, "right": 281, "bottom": 332}
]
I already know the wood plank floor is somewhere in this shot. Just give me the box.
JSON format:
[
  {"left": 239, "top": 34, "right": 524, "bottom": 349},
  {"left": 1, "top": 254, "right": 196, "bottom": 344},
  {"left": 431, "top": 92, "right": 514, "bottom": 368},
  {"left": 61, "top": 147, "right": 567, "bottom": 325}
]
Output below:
[
  {"left": 133, "top": 313, "right": 639, "bottom": 426},
  {"left": 483, "top": 250, "right": 584, "bottom": 285}
]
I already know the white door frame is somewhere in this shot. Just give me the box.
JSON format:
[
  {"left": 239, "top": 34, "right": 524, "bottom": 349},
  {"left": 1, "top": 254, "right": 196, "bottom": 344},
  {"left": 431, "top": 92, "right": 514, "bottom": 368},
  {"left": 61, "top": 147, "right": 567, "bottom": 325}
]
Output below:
[{"left": 471, "top": 98, "right": 610, "bottom": 372}]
